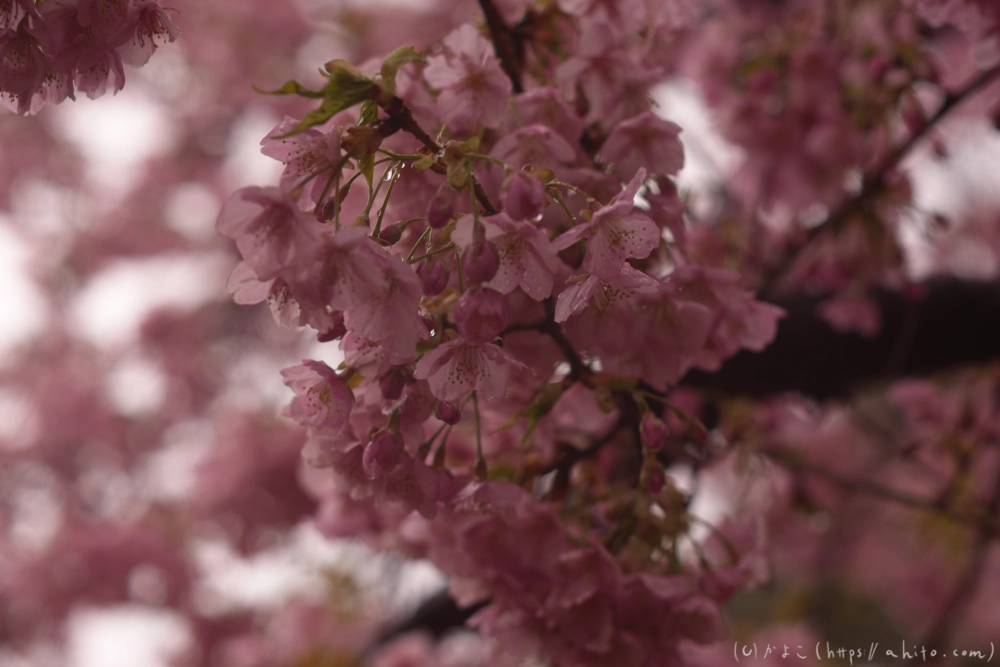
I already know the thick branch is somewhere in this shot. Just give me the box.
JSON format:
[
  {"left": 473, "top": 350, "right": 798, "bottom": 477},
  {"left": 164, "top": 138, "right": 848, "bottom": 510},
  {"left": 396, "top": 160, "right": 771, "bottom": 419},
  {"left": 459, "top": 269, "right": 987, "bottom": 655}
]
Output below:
[
  {"left": 477, "top": 0, "right": 524, "bottom": 93},
  {"left": 683, "top": 278, "right": 1000, "bottom": 400}
]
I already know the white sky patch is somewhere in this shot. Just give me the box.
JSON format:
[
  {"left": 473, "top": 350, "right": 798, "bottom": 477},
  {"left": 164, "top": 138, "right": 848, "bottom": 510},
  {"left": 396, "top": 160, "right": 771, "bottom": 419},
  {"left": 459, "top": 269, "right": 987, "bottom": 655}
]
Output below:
[
  {"left": 222, "top": 107, "right": 285, "bottom": 189},
  {"left": 104, "top": 353, "right": 168, "bottom": 417},
  {"left": 67, "top": 607, "right": 190, "bottom": 667},
  {"left": 165, "top": 182, "right": 222, "bottom": 242},
  {"left": 653, "top": 79, "right": 745, "bottom": 194},
  {"left": 71, "top": 252, "right": 231, "bottom": 349},
  {"left": 54, "top": 88, "right": 177, "bottom": 201},
  {"left": 0, "top": 222, "right": 49, "bottom": 360}
]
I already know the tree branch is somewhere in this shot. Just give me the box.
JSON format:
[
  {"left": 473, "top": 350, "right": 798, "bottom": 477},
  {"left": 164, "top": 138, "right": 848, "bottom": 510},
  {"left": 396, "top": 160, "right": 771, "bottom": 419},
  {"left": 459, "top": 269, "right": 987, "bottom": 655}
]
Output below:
[
  {"left": 477, "top": 0, "right": 524, "bottom": 93},
  {"left": 764, "top": 63, "right": 1000, "bottom": 294},
  {"left": 683, "top": 278, "right": 1000, "bottom": 400},
  {"left": 376, "top": 91, "right": 499, "bottom": 215}
]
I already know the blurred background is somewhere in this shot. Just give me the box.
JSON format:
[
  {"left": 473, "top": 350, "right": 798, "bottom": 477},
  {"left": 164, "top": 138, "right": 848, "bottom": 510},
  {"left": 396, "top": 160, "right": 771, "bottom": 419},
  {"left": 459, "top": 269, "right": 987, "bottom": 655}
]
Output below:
[{"left": 4, "top": 1, "right": 1000, "bottom": 665}]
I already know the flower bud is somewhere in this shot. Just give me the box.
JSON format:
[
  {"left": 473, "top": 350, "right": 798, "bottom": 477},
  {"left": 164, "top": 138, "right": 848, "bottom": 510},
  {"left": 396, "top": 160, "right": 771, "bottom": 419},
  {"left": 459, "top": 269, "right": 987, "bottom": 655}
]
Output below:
[
  {"left": 378, "top": 222, "right": 403, "bottom": 245},
  {"left": 417, "top": 257, "right": 451, "bottom": 297},
  {"left": 503, "top": 171, "right": 545, "bottom": 220},
  {"left": 435, "top": 400, "right": 461, "bottom": 425},
  {"left": 317, "top": 311, "right": 347, "bottom": 342},
  {"left": 363, "top": 428, "right": 404, "bottom": 479},
  {"left": 641, "top": 459, "right": 666, "bottom": 494},
  {"left": 462, "top": 240, "right": 499, "bottom": 285},
  {"left": 427, "top": 186, "right": 454, "bottom": 229},
  {"left": 453, "top": 287, "right": 508, "bottom": 343},
  {"left": 640, "top": 412, "right": 667, "bottom": 451},
  {"left": 379, "top": 367, "right": 407, "bottom": 401},
  {"left": 316, "top": 198, "right": 337, "bottom": 222}
]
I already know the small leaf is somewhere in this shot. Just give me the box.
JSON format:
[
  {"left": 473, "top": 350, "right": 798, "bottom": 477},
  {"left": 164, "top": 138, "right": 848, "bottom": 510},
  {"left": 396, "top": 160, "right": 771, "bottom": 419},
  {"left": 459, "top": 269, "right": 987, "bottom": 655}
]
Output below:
[
  {"left": 253, "top": 79, "right": 326, "bottom": 99},
  {"left": 413, "top": 152, "right": 437, "bottom": 172},
  {"left": 359, "top": 99, "right": 378, "bottom": 126},
  {"left": 360, "top": 154, "right": 375, "bottom": 191},
  {"left": 380, "top": 45, "right": 424, "bottom": 96}
]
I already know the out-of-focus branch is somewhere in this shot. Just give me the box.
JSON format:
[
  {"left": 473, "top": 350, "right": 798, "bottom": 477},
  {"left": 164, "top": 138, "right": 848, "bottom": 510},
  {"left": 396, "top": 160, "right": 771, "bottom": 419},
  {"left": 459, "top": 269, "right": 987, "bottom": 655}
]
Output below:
[
  {"left": 683, "top": 278, "right": 1000, "bottom": 400},
  {"left": 763, "top": 63, "right": 1000, "bottom": 294},
  {"left": 767, "top": 449, "right": 1000, "bottom": 532},
  {"left": 903, "top": 462, "right": 1000, "bottom": 666},
  {"left": 477, "top": 0, "right": 524, "bottom": 93}
]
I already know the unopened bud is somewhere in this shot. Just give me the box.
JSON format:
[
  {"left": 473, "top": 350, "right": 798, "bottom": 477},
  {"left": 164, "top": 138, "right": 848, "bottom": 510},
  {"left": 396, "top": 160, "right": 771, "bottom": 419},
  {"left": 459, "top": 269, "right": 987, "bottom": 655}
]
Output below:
[
  {"left": 640, "top": 412, "right": 667, "bottom": 451},
  {"left": 462, "top": 240, "right": 499, "bottom": 285},
  {"left": 427, "top": 185, "right": 455, "bottom": 229},
  {"left": 503, "top": 171, "right": 545, "bottom": 220},
  {"left": 379, "top": 367, "right": 407, "bottom": 401},
  {"left": 363, "top": 428, "right": 404, "bottom": 480},
  {"left": 379, "top": 222, "right": 403, "bottom": 245},
  {"left": 435, "top": 401, "right": 461, "bottom": 425},
  {"left": 453, "top": 288, "right": 508, "bottom": 343},
  {"left": 417, "top": 257, "right": 451, "bottom": 297},
  {"left": 317, "top": 312, "right": 347, "bottom": 342}
]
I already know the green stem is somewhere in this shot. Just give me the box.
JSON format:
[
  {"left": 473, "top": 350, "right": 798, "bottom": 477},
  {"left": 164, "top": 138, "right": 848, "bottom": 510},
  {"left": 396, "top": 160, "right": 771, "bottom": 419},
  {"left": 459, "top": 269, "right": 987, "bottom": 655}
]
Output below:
[
  {"left": 408, "top": 243, "right": 457, "bottom": 264},
  {"left": 472, "top": 390, "right": 486, "bottom": 478},
  {"left": 550, "top": 189, "right": 577, "bottom": 226},
  {"left": 405, "top": 226, "right": 432, "bottom": 262}
]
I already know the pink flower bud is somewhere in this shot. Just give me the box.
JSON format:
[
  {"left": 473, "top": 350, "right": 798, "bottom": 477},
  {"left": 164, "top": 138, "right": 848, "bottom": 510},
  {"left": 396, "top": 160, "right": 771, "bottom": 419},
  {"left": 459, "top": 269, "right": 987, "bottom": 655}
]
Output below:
[
  {"left": 317, "top": 311, "right": 347, "bottom": 342},
  {"left": 379, "top": 367, "right": 407, "bottom": 401},
  {"left": 503, "top": 171, "right": 545, "bottom": 220},
  {"left": 363, "top": 429, "right": 404, "bottom": 479},
  {"left": 427, "top": 186, "right": 454, "bottom": 229},
  {"left": 453, "top": 287, "right": 508, "bottom": 343},
  {"left": 417, "top": 257, "right": 451, "bottom": 296},
  {"left": 462, "top": 240, "right": 499, "bottom": 285},
  {"left": 316, "top": 198, "right": 337, "bottom": 222},
  {"left": 642, "top": 460, "right": 666, "bottom": 494},
  {"left": 640, "top": 412, "right": 667, "bottom": 451},
  {"left": 435, "top": 400, "right": 461, "bottom": 424},
  {"left": 379, "top": 222, "right": 404, "bottom": 245}
]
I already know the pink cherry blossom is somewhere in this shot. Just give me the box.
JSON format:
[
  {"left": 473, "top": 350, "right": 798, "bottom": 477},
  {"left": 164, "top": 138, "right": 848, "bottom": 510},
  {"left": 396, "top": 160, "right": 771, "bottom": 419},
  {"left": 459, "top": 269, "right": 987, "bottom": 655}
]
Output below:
[
  {"left": 363, "top": 428, "right": 404, "bottom": 479},
  {"left": 216, "top": 186, "right": 322, "bottom": 282},
  {"left": 424, "top": 24, "right": 512, "bottom": 134},
  {"left": 601, "top": 111, "right": 685, "bottom": 180},
  {"left": 453, "top": 287, "right": 508, "bottom": 343},
  {"left": 554, "top": 264, "right": 658, "bottom": 323},
  {"left": 454, "top": 212, "right": 563, "bottom": 299},
  {"left": 415, "top": 339, "right": 525, "bottom": 402},
  {"left": 552, "top": 169, "right": 660, "bottom": 280},
  {"left": 261, "top": 117, "right": 343, "bottom": 204},
  {"left": 280, "top": 359, "right": 355, "bottom": 434}
]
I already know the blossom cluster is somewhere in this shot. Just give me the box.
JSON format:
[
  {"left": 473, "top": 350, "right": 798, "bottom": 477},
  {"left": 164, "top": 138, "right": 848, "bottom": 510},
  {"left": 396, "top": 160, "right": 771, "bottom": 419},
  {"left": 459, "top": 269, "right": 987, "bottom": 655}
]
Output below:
[
  {"left": 0, "top": 0, "right": 178, "bottom": 115},
  {"left": 217, "top": 2, "right": 785, "bottom": 664}
]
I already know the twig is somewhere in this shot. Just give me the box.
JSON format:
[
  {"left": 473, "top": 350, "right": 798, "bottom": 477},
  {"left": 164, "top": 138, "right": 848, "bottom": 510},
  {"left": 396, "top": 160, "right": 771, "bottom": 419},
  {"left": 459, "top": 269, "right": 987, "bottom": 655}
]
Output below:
[
  {"left": 374, "top": 90, "right": 499, "bottom": 215},
  {"left": 903, "top": 459, "right": 1000, "bottom": 666},
  {"left": 767, "top": 449, "right": 1000, "bottom": 531},
  {"left": 763, "top": 63, "right": 1000, "bottom": 295},
  {"left": 477, "top": 0, "right": 524, "bottom": 93}
]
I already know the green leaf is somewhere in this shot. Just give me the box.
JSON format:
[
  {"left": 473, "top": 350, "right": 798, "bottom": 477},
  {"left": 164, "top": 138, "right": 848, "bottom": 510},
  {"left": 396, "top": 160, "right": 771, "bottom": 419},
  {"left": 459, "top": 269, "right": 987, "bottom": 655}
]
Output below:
[
  {"left": 412, "top": 152, "right": 437, "bottom": 172},
  {"left": 359, "top": 99, "right": 378, "bottom": 126},
  {"left": 253, "top": 79, "right": 326, "bottom": 99},
  {"left": 380, "top": 46, "right": 424, "bottom": 96},
  {"left": 267, "top": 61, "right": 376, "bottom": 138},
  {"left": 360, "top": 153, "right": 375, "bottom": 192}
]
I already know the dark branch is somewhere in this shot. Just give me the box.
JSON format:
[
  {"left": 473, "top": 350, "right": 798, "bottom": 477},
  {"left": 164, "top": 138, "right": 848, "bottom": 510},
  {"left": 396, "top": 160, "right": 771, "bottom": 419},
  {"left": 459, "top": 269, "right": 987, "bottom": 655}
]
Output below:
[
  {"left": 683, "top": 278, "right": 1000, "bottom": 400},
  {"left": 362, "top": 589, "right": 488, "bottom": 658},
  {"left": 477, "top": 0, "right": 524, "bottom": 93}
]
